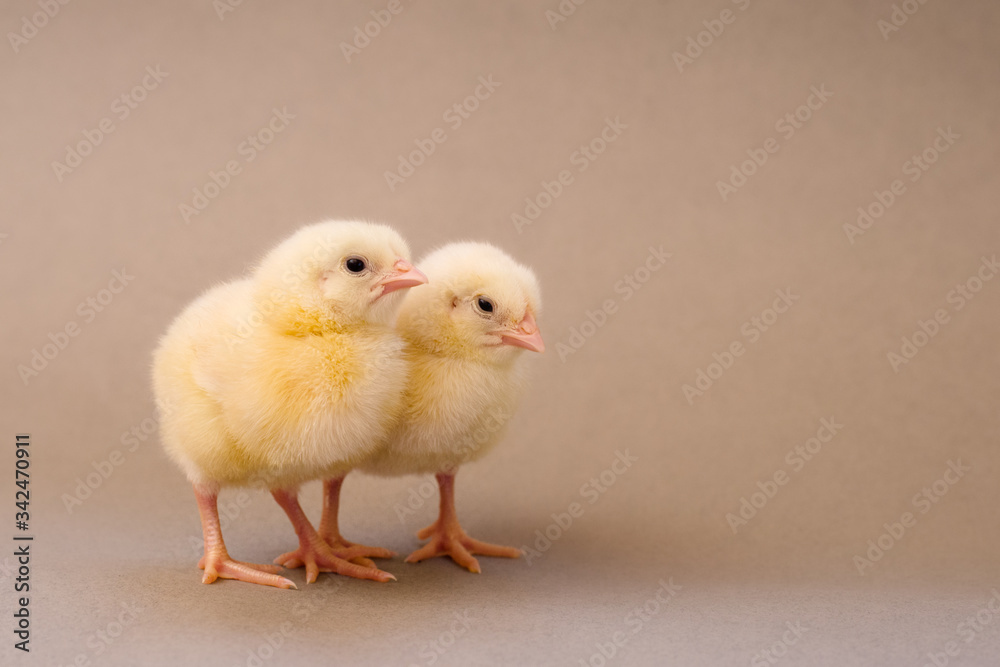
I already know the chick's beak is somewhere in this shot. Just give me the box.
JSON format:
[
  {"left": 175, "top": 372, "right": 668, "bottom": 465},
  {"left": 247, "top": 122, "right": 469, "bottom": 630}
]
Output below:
[
  {"left": 500, "top": 310, "right": 545, "bottom": 353},
  {"left": 376, "top": 260, "right": 428, "bottom": 298}
]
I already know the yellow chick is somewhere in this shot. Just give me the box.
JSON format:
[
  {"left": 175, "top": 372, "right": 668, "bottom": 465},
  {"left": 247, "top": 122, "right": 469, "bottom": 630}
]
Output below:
[
  {"left": 335, "top": 242, "right": 542, "bottom": 573},
  {"left": 152, "top": 220, "right": 427, "bottom": 588}
]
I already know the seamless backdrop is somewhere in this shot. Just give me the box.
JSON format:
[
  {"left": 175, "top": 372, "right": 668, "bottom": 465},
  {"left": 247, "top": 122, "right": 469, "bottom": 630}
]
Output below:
[{"left": 2, "top": 0, "right": 999, "bottom": 665}]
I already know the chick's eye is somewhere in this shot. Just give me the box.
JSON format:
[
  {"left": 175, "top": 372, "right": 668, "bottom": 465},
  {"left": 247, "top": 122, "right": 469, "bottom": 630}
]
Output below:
[
  {"left": 345, "top": 258, "right": 366, "bottom": 273},
  {"left": 476, "top": 297, "right": 494, "bottom": 313}
]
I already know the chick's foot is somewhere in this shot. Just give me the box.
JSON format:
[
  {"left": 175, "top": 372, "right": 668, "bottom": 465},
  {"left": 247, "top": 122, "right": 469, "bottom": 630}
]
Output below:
[
  {"left": 272, "top": 536, "right": 394, "bottom": 573},
  {"left": 272, "top": 539, "right": 395, "bottom": 583},
  {"left": 405, "top": 518, "right": 521, "bottom": 573},
  {"left": 274, "top": 475, "right": 395, "bottom": 570},
  {"left": 317, "top": 476, "right": 396, "bottom": 568},
  {"left": 324, "top": 537, "right": 395, "bottom": 570},
  {"left": 194, "top": 485, "right": 296, "bottom": 589},
  {"left": 271, "top": 488, "right": 396, "bottom": 584},
  {"left": 199, "top": 553, "right": 295, "bottom": 589},
  {"left": 404, "top": 472, "right": 521, "bottom": 573}
]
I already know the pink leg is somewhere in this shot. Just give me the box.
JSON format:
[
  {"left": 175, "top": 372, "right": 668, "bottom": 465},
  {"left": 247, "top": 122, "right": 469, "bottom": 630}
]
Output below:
[
  {"left": 276, "top": 476, "right": 395, "bottom": 569},
  {"left": 193, "top": 485, "right": 295, "bottom": 589},
  {"left": 271, "top": 488, "right": 395, "bottom": 584},
  {"left": 405, "top": 471, "right": 522, "bottom": 573},
  {"left": 317, "top": 476, "right": 395, "bottom": 566}
]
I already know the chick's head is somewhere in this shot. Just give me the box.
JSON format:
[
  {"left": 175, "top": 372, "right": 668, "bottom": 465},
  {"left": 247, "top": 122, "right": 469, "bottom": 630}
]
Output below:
[
  {"left": 399, "top": 242, "right": 543, "bottom": 364},
  {"left": 253, "top": 220, "right": 427, "bottom": 332}
]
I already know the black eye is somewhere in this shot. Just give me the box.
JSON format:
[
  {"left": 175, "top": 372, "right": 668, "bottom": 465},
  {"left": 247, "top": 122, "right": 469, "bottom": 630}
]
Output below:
[
  {"left": 476, "top": 297, "right": 494, "bottom": 313},
  {"left": 345, "top": 258, "right": 366, "bottom": 273}
]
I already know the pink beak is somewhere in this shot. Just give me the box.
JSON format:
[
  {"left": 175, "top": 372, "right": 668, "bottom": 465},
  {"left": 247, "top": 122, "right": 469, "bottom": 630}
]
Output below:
[
  {"left": 376, "top": 260, "right": 428, "bottom": 298},
  {"left": 500, "top": 310, "right": 545, "bottom": 353}
]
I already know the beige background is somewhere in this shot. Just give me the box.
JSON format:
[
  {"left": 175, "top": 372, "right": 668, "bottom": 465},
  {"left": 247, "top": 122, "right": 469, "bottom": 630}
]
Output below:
[{"left": 2, "top": 0, "right": 999, "bottom": 664}]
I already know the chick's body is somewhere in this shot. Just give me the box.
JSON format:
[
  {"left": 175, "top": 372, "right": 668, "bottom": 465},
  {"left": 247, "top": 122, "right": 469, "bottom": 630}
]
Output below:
[
  {"left": 153, "top": 220, "right": 426, "bottom": 588},
  {"left": 362, "top": 341, "right": 527, "bottom": 477},
  {"left": 154, "top": 279, "right": 406, "bottom": 489},
  {"left": 354, "top": 242, "right": 544, "bottom": 572}
]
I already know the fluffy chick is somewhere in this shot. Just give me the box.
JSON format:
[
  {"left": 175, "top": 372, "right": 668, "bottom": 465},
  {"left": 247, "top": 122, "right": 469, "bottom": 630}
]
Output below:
[
  {"left": 349, "top": 242, "right": 543, "bottom": 573},
  {"left": 152, "top": 220, "right": 426, "bottom": 588}
]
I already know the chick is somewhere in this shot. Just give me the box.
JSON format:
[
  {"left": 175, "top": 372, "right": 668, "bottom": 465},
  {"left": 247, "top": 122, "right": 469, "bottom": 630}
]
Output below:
[
  {"left": 152, "top": 220, "right": 427, "bottom": 588},
  {"left": 351, "top": 242, "right": 544, "bottom": 572}
]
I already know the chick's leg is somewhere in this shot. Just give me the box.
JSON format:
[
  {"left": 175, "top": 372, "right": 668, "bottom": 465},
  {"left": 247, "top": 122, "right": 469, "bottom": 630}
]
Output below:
[
  {"left": 274, "top": 476, "right": 395, "bottom": 569},
  {"left": 405, "top": 472, "right": 522, "bottom": 573},
  {"left": 317, "top": 476, "right": 396, "bottom": 566},
  {"left": 271, "top": 488, "right": 396, "bottom": 584},
  {"left": 194, "top": 485, "right": 295, "bottom": 589}
]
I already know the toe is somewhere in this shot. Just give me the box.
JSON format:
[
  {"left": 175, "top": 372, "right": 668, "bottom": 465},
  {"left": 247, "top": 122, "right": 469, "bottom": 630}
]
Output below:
[
  {"left": 248, "top": 572, "right": 297, "bottom": 589},
  {"left": 305, "top": 561, "right": 320, "bottom": 584},
  {"left": 404, "top": 541, "right": 441, "bottom": 564},
  {"left": 463, "top": 538, "right": 522, "bottom": 559},
  {"left": 234, "top": 560, "right": 285, "bottom": 574},
  {"left": 415, "top": 523, "right": 438, "bottom": 540},
  {"left": 334, "top": 544, "right": 396, "bottom": 561},
  {"left": 322, "top": 556, "right": 396, "bottom": 582},
  {"left": 448, "top": 542, "right": 481, "bottom": 573},
  {"left": 206, "top": 559, "right": 297, "bottom": 589},
  {"left": 253, "top": 573, "right": 297, "bottom": 589},
  {"left": 359, "top": 566, "right": 396, "bottom": 582},
  {"left": 273, "top": 549, "right": 301, "bottom": 566}
]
